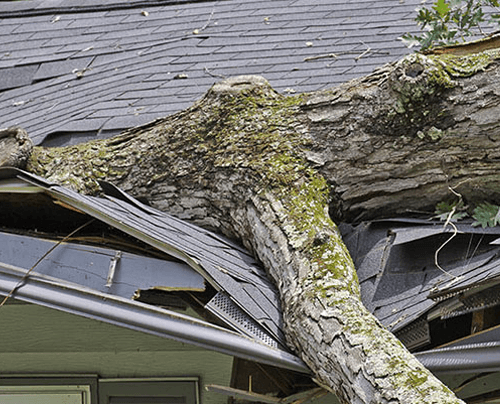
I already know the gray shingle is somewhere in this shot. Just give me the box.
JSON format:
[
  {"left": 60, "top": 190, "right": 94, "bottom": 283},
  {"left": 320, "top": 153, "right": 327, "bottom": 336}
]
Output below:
[
  {"left": 30, "top": 27, "right": 87, "bottom": 40},
  {"left": 0, "top": 0, "right": 427, "bottom": 144},
  {"left": 12, "top": 18, "right": 72, "bottom": 33},
  {"left": 34, "top": 56, "right": 94, "bottom": 81},
  {"left": 0, "top": 2, "right": 33, "bottom": 13},
  {"left": 0, "top": 64, "right": 38, "bottom": 91},
  {"left": 83, "top": 20, "right": 148, "bottom": 35},
  {"left": 101, "top": 113, "right": 160, "bottom": 130},
  {"left": 44, "top": 32, "right": 102, "bottom": 48},
  {"left": 0, "top": 22, "right": 16, "bottom": 36},
  {"left": 0, "top": 39, "right": 51, "bottom": 55},
  {"left": 0, "top": 31, "right": 35, "bottom": 49}
]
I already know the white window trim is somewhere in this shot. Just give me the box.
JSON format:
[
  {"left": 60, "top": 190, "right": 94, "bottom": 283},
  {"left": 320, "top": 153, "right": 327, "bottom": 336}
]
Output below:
[
  {"left": 0, "top": 376, "right": 199, "bottom": 404},
  {"left": 0, "top": 376, "right": 97, "bottom": 404},
  {"left": 0, "top": 384, "right": 91, "bottom": 403}
]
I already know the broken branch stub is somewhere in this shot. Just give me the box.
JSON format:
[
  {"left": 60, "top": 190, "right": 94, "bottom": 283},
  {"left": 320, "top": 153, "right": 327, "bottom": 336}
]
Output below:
[{"left": 0, "top": 126, "right": 33, "bottom": 169}]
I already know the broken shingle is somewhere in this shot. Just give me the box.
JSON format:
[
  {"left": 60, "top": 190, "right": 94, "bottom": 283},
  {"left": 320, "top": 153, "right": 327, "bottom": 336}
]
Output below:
[{"left": 0, "top": 64, "right": 38, "bottom": 91}]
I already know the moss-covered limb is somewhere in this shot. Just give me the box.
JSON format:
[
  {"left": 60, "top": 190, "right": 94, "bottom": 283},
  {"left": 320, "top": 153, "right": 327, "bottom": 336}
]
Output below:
[
  {"left": 19, "top": 55, "right": 500, "bottom": 403},
  {"left": 304, "top": 49, "right": 500, "bottom": 222},
  {"left": 250, "top": 182, "right": 463, "bottom": 403},
  {"left": 0, "top": 127, "right": 33, "bottom": 169},
  {"left": 27, "top": 51, "right": 500, "bottom": 222},
  {"left": 257, "top": 186, "right": 460, "bottom": 402},
  {"left": 28, "top": 136, "right": 134, "bottom": 194}
]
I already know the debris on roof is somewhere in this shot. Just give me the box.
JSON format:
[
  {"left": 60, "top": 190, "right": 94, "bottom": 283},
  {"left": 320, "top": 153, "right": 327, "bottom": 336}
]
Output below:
[
  {"left": 4, "top": 0, "right": 500, "bottom": 383},
  {"left": 341, "top": 218, "right": 500, "bottom": 364}
]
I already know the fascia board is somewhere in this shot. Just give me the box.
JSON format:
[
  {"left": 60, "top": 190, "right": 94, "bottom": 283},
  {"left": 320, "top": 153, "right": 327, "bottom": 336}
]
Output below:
[{"left": 0, "top": 262, "right": 309, "bottom": 374}]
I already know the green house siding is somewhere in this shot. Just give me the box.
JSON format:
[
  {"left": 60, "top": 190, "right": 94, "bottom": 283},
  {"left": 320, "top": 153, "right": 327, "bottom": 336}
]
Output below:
[{"left": 0, "top": 302, "right": 233, "bottom": 404}]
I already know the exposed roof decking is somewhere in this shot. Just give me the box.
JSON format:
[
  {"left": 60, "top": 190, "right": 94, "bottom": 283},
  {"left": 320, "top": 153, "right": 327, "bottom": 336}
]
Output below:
[{"left": 0, "top": 0, "right": 420, "bottom": 145}]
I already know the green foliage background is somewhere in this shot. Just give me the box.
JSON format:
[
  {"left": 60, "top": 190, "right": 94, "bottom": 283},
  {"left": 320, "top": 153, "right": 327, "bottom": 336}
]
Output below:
[{"left": 402, "top": 0, "right": 500, "bottom": 49}]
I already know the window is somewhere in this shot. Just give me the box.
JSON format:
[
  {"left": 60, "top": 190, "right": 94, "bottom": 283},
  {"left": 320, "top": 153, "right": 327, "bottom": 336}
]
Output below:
[
  {"left": 98, "top": 378, "right": 199, "bottom": 404},
  {"left": 0, "top": 377, "right": 198, "bottom": 404},
  {"left": 0, "top": 377, "right": 97, "bottom": 404}
]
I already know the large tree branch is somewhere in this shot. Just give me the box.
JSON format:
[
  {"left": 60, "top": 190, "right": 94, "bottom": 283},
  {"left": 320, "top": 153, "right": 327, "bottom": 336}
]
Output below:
[
  {"left": 306, "top": 51, "right": 500, "bottom": 222},
  {"left": 17, "top": 50, "right": 500, "bottom": 403}
]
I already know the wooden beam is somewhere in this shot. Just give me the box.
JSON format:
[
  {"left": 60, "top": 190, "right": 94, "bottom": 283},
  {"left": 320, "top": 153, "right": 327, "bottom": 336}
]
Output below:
[
  {"left": 205, "top": 384, "right": 326, "bottom": 404},
  {"left": 205, "top": 384, "right": 280, "bottom": 403}
]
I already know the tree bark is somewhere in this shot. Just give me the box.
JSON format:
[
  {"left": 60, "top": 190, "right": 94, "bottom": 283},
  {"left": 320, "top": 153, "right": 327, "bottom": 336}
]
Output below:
[
  {"left": 0, "top": 126, "right": 33, "bottom": 169},
  {"left": 22, "top": 50, "right": 500, "bottom": 403}
]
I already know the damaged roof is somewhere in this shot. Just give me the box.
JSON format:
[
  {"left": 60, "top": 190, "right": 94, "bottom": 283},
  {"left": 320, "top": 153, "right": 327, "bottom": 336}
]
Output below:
[
  {"left": 0, "top": 167, "right": 306, "bottom": 373},
  {"left": 341, "top": 219, "right": 500, "bottom": 373},
  {"left": 4, "top": 166, "right": 500, "bottom": 376},
  {"left": 0, "top": 0, "right": 422, "bottom": 146},
  {"left": 4, "top": 0, "right": 500, "bottom": 380}
]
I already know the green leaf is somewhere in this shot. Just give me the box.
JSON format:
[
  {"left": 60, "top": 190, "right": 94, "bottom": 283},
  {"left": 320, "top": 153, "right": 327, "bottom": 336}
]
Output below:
[
  {"left": 434, "top": 200, "right": 467, "bottom": 222},
  {"left": 402, "top": 0, "right": 500, "bottom": 50},
  {"left": 433, "top": 0, "right": 451, "bottom": 18},
  {"left": 472, "top": 202, "right": 500, "bottom": 228}
]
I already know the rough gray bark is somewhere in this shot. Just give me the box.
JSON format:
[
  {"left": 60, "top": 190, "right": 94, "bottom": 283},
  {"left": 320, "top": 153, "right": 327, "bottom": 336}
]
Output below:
[
  {"left": 0, "top": 126, "right": 33, "bottom": 169},
  {"left": 306, "top": 51, "right": 500, "bottom": 223},
  {"left": 22, "top": 50, "right": 500, "bottom": 403}
]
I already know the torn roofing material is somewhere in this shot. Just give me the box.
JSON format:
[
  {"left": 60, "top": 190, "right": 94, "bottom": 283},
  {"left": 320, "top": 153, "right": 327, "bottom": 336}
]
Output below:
[
  {"left": 341, "top": 218, "right": 500, "bottom": 365},
  {"left": 0, "top": 167, "right": 304, "bottom": 372},
  {"left": 0, "top": 231, "right": 207, "bottom": 300},
  {"left": 0, "top": 0, "right": 422, "bottom": 146}
]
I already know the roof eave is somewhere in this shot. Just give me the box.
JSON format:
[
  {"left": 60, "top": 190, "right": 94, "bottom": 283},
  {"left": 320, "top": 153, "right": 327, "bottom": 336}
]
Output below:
[{"left": 0, "top": 261, "right": 309, "bottom": 374}]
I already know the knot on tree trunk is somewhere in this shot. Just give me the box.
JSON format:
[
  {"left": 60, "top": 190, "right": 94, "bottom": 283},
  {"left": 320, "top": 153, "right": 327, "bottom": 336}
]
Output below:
[
  {"left": 209, "top": 75, "right": 278, "bottom": 98},
  {"left": 0, "top": 126, "right": 33, "bottom": 169}
]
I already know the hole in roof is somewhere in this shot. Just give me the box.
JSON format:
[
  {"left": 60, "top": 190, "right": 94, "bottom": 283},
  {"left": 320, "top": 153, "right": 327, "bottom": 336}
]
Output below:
[{"left": 0, "top": 191, "right": 176, "bottom": 260}]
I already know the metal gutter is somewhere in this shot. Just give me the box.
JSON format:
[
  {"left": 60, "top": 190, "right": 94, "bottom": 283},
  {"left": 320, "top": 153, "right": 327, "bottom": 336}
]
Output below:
[
  {"left": 0, "top": 262, "right": 309, "bottom": 374},
  {"left": 416, "top": 342, "right": 500, "bottom": 374}
]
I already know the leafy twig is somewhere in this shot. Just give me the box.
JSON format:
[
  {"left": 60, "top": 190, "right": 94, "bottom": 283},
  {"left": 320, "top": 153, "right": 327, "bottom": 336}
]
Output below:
[{"left": 401, "top": 0, "right": 500, "bottom": 50}]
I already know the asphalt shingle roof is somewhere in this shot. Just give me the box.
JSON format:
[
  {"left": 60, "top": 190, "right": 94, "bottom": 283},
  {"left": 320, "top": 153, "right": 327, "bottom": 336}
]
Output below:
[{"left": 0, "top": 0, "right": 421, "bottom": 146}]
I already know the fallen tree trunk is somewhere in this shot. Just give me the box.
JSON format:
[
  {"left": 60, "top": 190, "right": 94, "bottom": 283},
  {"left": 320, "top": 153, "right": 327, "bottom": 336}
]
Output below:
[{"left": 16, "top": 49, "right": 500, "bottom": 403}]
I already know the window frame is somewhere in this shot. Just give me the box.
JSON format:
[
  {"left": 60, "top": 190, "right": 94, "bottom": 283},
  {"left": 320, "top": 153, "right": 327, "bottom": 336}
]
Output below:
[
  {"left": 0, "top": 376, "right": 199, "bottom": 404},
  {"left": 0, "top": 376, "right": 98, "bottom": 404},
  {"left": 98, "top": 377, "right": 200, "bottom": 404}
]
